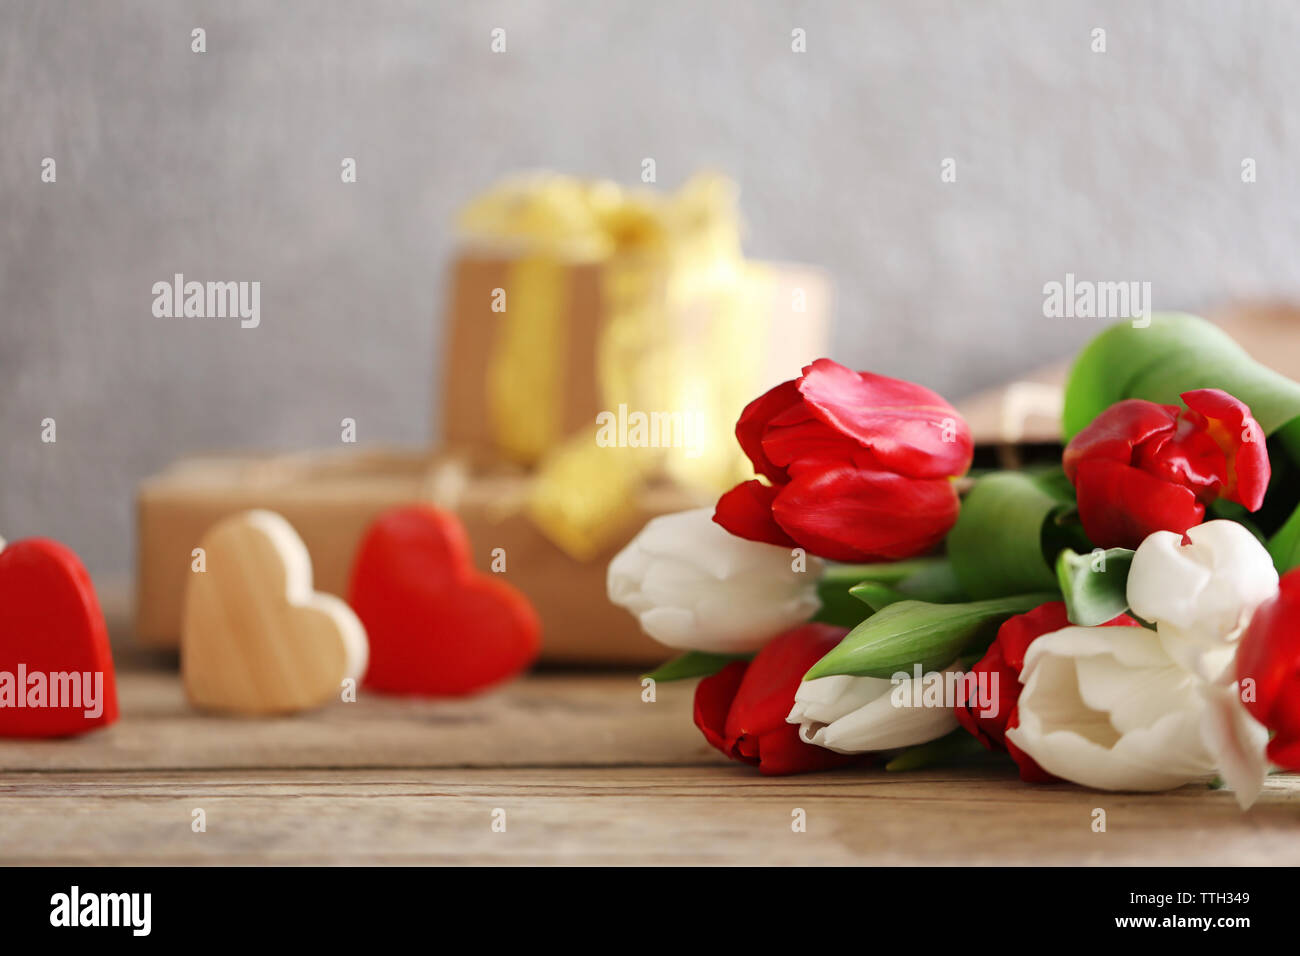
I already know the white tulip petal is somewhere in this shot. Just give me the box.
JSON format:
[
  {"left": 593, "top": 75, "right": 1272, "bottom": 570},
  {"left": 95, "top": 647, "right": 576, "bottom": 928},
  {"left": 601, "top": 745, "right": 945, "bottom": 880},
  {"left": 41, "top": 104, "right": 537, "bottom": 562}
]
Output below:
[
  {"left": 629, "top": 508, "right": 820, "bottom": 580},
  {"left": 1023, "top": 625, "right": 1171, "bottom": 671},
  {"left": 1157, "top": 628, "right": 1237, "bottom": 683},
  {"left": 1072, "top": 653, "right": 1200, "bottom": 736},
  {"left": 1009, "top": 711, "right": 1214, "bottom": 791},
  {"left": 788, "top": 674, "right": 892, "bottom": 726},
  {"left": 790, "top": 672, "right": 958, "bottom": 754},
  {"left": 607, "top": 508, "right": 824, "bottom": 653},
  {"left": 1200, "top": 682, "right": 1270, "bottom": 811},
  {"left": 636, "top": 606, "right": 698, "bottom": 646},
  {"left": 606, "top": 545, "right": 652, "bottom": 607},
  {"left": 814, "top": 689, "right": 959, "bottom": 753},
  {"left": 1126, "top": 521, "right": 1279, "bottom": 680},
  {"left": 1127, "top": 530, "right": 1212, "bottom": 630}
]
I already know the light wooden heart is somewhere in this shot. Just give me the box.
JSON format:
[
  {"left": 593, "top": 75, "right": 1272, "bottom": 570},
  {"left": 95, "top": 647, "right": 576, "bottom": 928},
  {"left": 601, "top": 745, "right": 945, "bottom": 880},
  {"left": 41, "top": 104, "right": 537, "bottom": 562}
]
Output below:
[{"left": 182, "top": 510, "right": 368, "bottom": 714}]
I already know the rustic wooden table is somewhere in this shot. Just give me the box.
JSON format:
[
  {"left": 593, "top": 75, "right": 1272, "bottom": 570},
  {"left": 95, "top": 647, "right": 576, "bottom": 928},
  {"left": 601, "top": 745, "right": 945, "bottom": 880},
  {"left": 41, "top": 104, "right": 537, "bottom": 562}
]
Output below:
[{"left": 2, "top": 591, "right": 1299, "bottom": 865}]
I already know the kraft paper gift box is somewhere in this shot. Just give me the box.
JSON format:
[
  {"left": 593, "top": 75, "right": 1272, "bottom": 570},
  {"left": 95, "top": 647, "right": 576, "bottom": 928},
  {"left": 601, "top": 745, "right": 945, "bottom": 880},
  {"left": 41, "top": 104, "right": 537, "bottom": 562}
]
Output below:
[
  {"left": 134, "top": 173, "right": 835, "bottom": 665},
  {"left": 439, "top": 171, "right": 833, "bottom": 561},
  {"left": 134, "top": 449, "right": 706, "bottom": 664}
]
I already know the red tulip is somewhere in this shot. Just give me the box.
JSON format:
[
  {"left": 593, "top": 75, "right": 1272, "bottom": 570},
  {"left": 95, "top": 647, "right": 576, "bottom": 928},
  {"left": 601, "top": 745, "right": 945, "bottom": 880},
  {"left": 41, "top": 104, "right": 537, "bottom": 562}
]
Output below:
[
  {"left": 713, "top": 359, "right": 973, "bottom": 561},
  {"left": 693, "top": 622, "right": 863, "bottom": 775},
  {"left": 1063, "top": 388, "right": 1269, "bottom": 550},
  {"left": 953, "top": 601, "right": 1141, "bottom": 782},
  {"left": 1236, "top": 568, "right": 1300, "bottom": 770}
]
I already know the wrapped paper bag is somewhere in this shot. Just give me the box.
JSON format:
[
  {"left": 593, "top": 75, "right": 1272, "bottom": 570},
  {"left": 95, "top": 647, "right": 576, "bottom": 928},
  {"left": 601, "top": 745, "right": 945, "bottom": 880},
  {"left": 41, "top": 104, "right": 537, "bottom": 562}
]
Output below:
[{"left": 135, "top": 449, "right": 705, "bottom": 664}]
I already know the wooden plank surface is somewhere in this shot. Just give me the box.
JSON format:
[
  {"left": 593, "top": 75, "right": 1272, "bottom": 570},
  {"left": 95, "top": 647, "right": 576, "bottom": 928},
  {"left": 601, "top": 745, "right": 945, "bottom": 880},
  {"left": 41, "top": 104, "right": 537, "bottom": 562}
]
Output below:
[
  {"left": 2, "top": 765, "right": 1299, "bottom": 866},
  {"left": 1, "top": 589, "right": 1298, "bottom": 865},
  {"left": 2, "top": 663, "right": 1300, "bottom": 865},
  {"left": 0, "top": 669, "right": 705, "bottom": 772}
]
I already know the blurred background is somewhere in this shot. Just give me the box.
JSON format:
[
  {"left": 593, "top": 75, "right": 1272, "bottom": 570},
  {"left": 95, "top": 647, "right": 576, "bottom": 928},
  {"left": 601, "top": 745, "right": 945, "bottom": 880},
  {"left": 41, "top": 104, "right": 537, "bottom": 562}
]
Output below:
[{"left": 4, "top": 0, "right": 1300, "bottom": 576}]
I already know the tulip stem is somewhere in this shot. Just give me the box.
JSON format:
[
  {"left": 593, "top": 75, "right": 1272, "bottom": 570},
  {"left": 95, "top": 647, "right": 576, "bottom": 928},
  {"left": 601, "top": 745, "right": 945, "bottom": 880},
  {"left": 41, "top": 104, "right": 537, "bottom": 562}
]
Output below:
[{"left": 822, "top": 558, "right": 949, "bottom": 586}]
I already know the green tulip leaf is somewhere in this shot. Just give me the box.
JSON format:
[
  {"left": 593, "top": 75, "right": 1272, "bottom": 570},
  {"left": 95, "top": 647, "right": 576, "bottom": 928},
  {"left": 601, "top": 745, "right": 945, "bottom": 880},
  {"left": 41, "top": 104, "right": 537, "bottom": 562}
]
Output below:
[
  {"left": 885, "top": 729, "right": 992, "bottom": 772},
  {"left": 1267, "top": 503, "right": 1300, "bottom": 572},
  {"left": 1063, "top": 313, "right": 1300, "bottom": 445},
  {"left": 1055, "top": 547, "right": 1134, "bottom": 626},
  {"left": 947, "top": 471, "right": 1073, "bottom": 600},
  {"left": 643, "top": 651, "right": 748, "bottom": 683},
  {"left": 804, "top": 592, "right": 1056, "bottom": 681},
  {"left": 848, "top": 581, "right": 906, "bottom": 612}
]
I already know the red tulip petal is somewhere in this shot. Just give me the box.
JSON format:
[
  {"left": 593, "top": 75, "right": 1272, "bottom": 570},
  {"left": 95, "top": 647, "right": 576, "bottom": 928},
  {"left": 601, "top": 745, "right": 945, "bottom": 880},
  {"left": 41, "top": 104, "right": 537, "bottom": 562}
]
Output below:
[
  {"left": 953, "top": 641, "right": 1016, "bottom": 751},
  {"left": 1266, "top": 736, "right": 1300, "bottom": 772},
  {"left": 693, "top": 661, "right": 750, "bottom": 761},
  {"left": 1179, "top": 388, "right": 1270, "bottom": 510},
  {"left": 724, "top": 623, "right": 848, "bottom": 741},
  {"left": 693, "top": 625, "right": 860, "bottom": 776},
  {"left": 713, "top": 479, "right": 799, "bottom": 549},
  {"left": 770, "top": 466, "right": 960, "bottom": 562},
  {"left": 1237, "top": 569, "right": 1300, "bottom": 756},
  {"left": 1072, "top": 458, "right": 1204, "bottom": 550},
  {"left": 1136, "top": 425, "right": 1231, "bottom": 501},
  {"left": 752, "top": 723, "right": 862, "bottom": 775},
  {"left": 995, "top": 601, "right": 1072, "bottom": 671},
  {"left": 796, "top": 358, "right": 973, "bottom": 480},
  {"left": 1062, "top": 399, "right": 1179, "bottom": 483},
  {"left": 760, "top": 418, "right": 864, "bottom": 473},
  {"left": 734, "top": 379, "right": 804, "bottom": 484}
]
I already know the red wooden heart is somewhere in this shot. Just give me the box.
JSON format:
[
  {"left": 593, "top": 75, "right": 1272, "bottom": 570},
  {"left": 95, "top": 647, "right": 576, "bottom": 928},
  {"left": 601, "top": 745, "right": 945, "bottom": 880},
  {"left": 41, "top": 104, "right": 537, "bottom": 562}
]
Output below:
[
  {"left": 0, "top": 538, "right": 119, "bottom": 737},
  {"left": 347, "top": 506, "right": 541, "bottom": 695}
]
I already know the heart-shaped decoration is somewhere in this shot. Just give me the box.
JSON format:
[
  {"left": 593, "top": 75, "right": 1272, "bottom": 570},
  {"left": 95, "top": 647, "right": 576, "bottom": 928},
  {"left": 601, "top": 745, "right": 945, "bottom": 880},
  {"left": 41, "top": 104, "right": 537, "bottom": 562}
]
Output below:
[
  {"left": 348, "top": 505, "right": 541, "bottom": 695},
  {"left": 0, "top": 537, "right": 119, "bottom": 737},
  {"left": 182, "top": 510, "right": 368, "bottom": 714}
]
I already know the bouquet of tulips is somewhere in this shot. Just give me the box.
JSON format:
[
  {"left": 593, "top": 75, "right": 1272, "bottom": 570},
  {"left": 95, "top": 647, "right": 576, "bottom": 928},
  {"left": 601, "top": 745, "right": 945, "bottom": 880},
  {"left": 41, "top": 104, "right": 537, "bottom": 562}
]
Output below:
[{"left": 608, "top": 313, "right": 1300, "bottom": 809}]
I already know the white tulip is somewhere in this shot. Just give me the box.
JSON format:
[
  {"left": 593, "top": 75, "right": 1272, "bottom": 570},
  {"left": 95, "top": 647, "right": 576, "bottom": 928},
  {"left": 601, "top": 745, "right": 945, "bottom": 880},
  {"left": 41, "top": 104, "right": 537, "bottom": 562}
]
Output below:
[
  {"left": 1006, "top": 626, "right": 1218, "bottom": 791},
  {"left": 787, "top": 670, "right": 960, "bottom": 754},
  {"left": 1126, "top": 520, "right": 1279, "bottom": 679},
  {"left": 607, "top": 508, "right": 823, "bottom": 653}
]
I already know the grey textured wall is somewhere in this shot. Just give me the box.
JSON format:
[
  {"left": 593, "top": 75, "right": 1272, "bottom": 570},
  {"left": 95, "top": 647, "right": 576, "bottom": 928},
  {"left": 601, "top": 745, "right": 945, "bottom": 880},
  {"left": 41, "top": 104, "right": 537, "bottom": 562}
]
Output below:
[{"left": 4, "top": 0, "right": 1300, "bottom": 575}]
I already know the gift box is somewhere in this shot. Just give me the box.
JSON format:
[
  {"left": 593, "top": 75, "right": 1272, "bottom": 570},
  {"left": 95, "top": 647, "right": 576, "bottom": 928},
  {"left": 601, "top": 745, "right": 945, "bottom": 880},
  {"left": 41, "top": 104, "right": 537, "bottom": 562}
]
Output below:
[
  {"left": 134, "top": 172, "right": 835, "bottom": 665},
  {"left": 134, "top": 449, "right": 706, "bottom": 663},
  {"left": 440, "top": 172, "right": 833, "bottom": 559}
]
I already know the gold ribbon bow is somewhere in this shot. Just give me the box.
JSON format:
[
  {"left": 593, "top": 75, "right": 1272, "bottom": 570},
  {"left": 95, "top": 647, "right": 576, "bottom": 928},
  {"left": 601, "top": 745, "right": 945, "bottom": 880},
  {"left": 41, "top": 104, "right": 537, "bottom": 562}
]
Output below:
[{"left": 457, "top": 172, "right": 764, "bottom": 559}]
